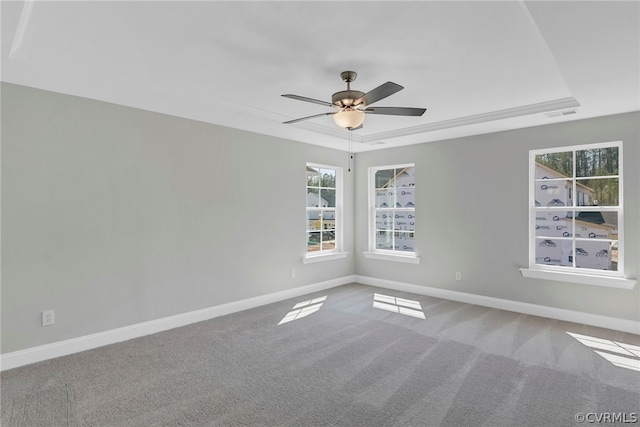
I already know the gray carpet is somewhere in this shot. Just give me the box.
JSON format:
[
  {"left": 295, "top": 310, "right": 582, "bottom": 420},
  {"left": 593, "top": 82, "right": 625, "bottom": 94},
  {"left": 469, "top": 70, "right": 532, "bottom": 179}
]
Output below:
[{"left": 2, "top": 283, "right": 639, "bottom": 426}]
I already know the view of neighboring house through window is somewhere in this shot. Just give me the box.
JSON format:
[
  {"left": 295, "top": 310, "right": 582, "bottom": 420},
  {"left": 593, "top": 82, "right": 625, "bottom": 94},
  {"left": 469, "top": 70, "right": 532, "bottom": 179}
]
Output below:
[
  {"left": 530, "top": 141, "right": 623, "bottom": 275},
  {"left": 306, "top": 164, "right": 340, "bottom": 254},
  {"left": 370, "top": 164, "right": 416, "bottom": 255}
]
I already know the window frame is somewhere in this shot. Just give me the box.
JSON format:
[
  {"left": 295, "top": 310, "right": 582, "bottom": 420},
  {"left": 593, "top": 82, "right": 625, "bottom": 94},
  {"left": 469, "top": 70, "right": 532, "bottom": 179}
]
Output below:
[
  {"left": 364, "top": 163, "right": 420, "bottom": 264},
  {"left": 303, "top": 162, "right": 347, "bottom": 264},
  {"left": 521, "top": 141, "right": 636, "bottom": 289}
]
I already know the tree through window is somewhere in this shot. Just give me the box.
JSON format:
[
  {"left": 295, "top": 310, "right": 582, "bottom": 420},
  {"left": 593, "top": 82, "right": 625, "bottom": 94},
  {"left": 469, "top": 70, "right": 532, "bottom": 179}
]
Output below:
[
  {"left": 529, "top": 141, "right": 623, "bottom": 275},
  {"left": 306, "top": 164, "right": 340, "bottom": 254}
]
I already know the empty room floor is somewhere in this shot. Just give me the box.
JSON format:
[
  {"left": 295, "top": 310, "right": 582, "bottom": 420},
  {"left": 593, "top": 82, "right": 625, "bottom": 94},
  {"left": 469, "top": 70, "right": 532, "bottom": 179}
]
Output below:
[{"left": 2, "top": 283, "right": 639, "bottom": 426}]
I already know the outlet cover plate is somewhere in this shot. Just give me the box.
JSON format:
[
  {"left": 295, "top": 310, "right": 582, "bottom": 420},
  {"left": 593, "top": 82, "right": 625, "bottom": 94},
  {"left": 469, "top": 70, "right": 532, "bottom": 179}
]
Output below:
[{"left": 42, "top": 310, "right": 55, "bottom": 326}]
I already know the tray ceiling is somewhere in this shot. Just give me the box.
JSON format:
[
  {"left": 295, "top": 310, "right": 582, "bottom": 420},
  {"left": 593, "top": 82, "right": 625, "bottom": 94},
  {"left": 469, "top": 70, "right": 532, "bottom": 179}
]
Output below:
[{"left": 2, "top": 1, "right": 638, "bottom": 152}]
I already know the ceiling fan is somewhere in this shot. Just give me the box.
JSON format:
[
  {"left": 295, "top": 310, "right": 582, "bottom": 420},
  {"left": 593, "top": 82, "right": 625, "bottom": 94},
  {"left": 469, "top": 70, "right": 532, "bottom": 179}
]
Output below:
[{"left": 281, "top": 71, "right": 427, "bottom": 130}]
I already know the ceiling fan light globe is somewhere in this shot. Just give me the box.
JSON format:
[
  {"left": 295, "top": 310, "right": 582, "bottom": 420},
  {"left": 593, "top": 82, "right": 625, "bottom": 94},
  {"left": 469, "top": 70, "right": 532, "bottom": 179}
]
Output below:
[{"left": 333, "top": 108, "right": 365, "bottom": 129}]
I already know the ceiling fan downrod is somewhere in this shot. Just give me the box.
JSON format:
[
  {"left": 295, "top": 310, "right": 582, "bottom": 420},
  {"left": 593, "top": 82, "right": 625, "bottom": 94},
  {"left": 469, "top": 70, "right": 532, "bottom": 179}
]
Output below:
[{"left": 333, "top": 71, "right": 366, "bottom": 108}]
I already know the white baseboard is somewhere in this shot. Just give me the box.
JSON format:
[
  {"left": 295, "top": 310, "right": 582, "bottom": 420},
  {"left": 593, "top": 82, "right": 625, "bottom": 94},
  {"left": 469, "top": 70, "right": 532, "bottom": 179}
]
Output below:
[
  {"left": 355, "top": 275, "right": 640, "bottom": 335},
  {"left": 1, "top": 275, "right": 355, "bottom": 371},
  {"left": 4, "top": 274, "right": 637, "bottom": 371}
]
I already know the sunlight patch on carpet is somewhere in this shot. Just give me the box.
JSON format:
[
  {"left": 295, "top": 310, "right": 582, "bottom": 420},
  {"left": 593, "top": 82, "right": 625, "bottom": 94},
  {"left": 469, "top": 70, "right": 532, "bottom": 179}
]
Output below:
[
  {"left": 278, "top": 296, "right": 327, "bottom": 325},
  {"left": 567, "top": 331, "right": 640, "bottom": 372},
  {"left": 373, "top": 293, "right": 426, "bottom": 319}
]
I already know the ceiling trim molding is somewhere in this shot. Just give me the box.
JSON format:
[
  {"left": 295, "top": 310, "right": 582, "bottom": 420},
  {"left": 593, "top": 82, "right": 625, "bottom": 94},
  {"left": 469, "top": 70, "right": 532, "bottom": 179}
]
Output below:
[
  {"left": 284, "top": 97, "right": 579, "bottom": 145},
  {"left": 360, "top": 97, "right": 580, "bottom": 143}
]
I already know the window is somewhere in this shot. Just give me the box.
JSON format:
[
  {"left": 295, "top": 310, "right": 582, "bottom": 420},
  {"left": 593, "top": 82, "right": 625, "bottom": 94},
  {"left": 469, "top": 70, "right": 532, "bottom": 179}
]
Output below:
[
  {"left": 523, "top": 141, "right": 634, "bottom": 288},
  {"left": 365, "top": 164, "right": 419, "bottom": 263},
  {"left": 305, "top": 163, "right": 345, "bottom": 262}
]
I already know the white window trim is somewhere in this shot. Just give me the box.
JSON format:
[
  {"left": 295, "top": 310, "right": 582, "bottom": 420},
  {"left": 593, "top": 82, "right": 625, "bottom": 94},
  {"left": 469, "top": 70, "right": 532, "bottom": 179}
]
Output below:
[
  {"left": 363, "top": 251, "right": 420, "bottom": 264},
  {"left": 303, "top": 251, "right": 349, "bottom": 264},
  {"left": 519, "top": 268, "right": 636, "bottom": 289},
  {"left": 304, "top": 162, "right": 344, "bottom": 262},
  {"left": 524, "top": 141, "right": 635, "bottom": 288},
  {"left": 365, "top": 163, "right": 418, "bottom": 262}
]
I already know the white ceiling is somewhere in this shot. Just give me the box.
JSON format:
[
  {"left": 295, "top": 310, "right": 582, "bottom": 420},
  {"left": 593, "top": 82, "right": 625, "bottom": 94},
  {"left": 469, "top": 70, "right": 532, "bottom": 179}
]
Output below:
[{"left": 2, "top": 1, "right": 638, "bottom": 152}]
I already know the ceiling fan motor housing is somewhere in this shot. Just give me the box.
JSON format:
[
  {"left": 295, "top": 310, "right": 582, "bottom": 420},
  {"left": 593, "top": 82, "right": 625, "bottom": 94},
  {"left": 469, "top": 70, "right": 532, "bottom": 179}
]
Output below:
[{"left": 332, "top": 90, "right": 366, "bottom": 108}]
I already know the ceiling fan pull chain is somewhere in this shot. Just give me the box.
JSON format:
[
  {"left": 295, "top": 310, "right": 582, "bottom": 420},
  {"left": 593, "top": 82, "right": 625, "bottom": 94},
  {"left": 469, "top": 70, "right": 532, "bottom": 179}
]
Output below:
[{"left": 348, "top": 129, "right": 353, "bottom": 172}]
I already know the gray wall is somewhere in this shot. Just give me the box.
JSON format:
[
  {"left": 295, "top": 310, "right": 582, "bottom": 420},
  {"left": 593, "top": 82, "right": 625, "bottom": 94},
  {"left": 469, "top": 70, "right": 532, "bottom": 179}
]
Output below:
[
  {"left": 2, "top": 83, "right": 638, "bottom": 355},
  {"left": 354, "top": 112, "right": 639, "bottom": 322},
  {"left": 1, "top": 83, "right": 354, "bottom": 353}
]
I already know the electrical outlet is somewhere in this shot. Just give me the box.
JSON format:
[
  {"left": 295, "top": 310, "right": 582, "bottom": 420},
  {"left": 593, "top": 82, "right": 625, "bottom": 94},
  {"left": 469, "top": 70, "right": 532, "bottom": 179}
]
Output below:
[
  {"left": 455, "top": 272, "right": 462, "bottom": 281},
  {"left": 42, "top": 310, "right": 55, "bottom": 326},
  {"left": 291, "top": 268, "right": 296, "bottom": 278}
]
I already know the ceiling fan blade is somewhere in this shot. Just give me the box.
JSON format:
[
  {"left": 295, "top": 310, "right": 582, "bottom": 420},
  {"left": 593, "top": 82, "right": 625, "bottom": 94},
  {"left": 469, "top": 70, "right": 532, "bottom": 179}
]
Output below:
[
  {"left": 281, "top": 94, "right": 334, "bottom": 107},
  {"left": 283, "top": 112, "right": 335, "bottom": 124},
  {"left": 355, "top": 82, "right": 403, "bottom": 106},
  {"left": 364, "top": 107, "right": 426, "bottom": 116}
]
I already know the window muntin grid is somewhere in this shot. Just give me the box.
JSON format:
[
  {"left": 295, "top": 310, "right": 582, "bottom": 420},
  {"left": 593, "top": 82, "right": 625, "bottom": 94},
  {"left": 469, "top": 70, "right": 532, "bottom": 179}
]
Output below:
[
  {"left": 307, "top": 164, "right": 340, "bottom": 254},
  {"left": 370, "top": 164, "right": 416, "bottom": 255},
  {"left": 530, "top": 142, "right": 623, "bottom": 276}
]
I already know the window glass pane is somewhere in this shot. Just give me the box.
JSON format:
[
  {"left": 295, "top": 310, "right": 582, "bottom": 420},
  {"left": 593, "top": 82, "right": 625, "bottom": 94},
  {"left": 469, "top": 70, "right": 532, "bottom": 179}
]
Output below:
[
  {"left": 535, "top": 180, "right": 569, "bottom": 207},
  {"left": 611, "top": 241, "right": 619, "bottom": 270},
  {"left": 407, "top": 212, "right": 416, "bottom": 229},
  {"left": 307, "top": 210, "right": 322, "bottom": 231},
  {"left": 576, "top": 178, "right": 619, "bottom": 206},
  {"left": 395, "top": 232, "right": 415, "bottom": 252},
  {"left": 376, "top": 231, "right": 393, "bottom": 250},
  {"left": 307, "top": 232, "right": 321, "bottom": 252},
  {"left": 574, "top": 226, "right": 612, "bottom": 240},
  {"left": 576, "top": 147, "right": 619, "bottom": 177},
  {"left": 376, "top": 211, "right": 394, "bottom": 230},
  {"left": 306, "top": 188, "right": 321, "bottom": 207},
  {"left": 320, "top": 188, "right": 336, "bottom": 208},
  {"left": 397, "top": 187, "right": 415, "bottom": 208},
  {"left": 535, "top": 152, "right": 573, "bottom": 178},
  {"left": 319, "top": 168, "right": 336, "bottom": 188},
  {"left": 322, "top": 210, "right": 336, "bottom": 230},
  {"left": 535, "top": 212, "right": 571, "bottom": 237},
  {"left": 321, "top": 231, "right": 335, "bottom": 251},
  {"left": 574, "top": 184, "right": 593, "bottom": 207},
  {"left": 395, "top": 167, "right": 415, "bottom": 188},
  {"left": 574, "top": 241, "right": 618, "bottom": 271},
  {"left": 307, "top": 167, "right": 320, "bottom": 186},
  {"left": 535, "top": 238, "right": 570, "bottom": 267},
  {"left": 376, "top": 187, "right": 395, "bottom": 208},
  {"left": 394, "top": 211, "right": 415, "bottom": 231},
  {"left": 574, "top": 213, "right": 617, "bottom": 239},
  {"left": 375, "top": 169, "right": 395, "bottom": 189}
]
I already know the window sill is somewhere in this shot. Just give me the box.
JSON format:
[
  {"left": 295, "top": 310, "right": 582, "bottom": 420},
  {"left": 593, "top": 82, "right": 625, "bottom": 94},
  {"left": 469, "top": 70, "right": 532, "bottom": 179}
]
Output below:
[
  {"left": 363, "top": 251, "right": 421, "bottom": 264},
  {"left": 303, "top": 251, "right": 349, "bottom": 264},
  {"left": 519, "top": 268, "right": 637, "bottom": 289}
]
